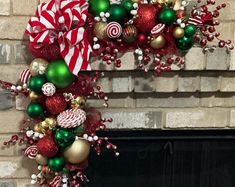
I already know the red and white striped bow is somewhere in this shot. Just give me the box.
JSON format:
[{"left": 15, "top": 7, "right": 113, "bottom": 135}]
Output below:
[{"left": 26, "top": 0, "right": 92, "bottom": 75}]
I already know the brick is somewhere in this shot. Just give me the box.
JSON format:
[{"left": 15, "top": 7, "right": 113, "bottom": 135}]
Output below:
[
  {"left": 115, "top": 52, "right": 136, "bottom": 70},
  {"left": 0, "top": 17, "right": 29, "bottom": 40},
  {"left": 0, "top": 181, "right": 16, "bottom": 187},
  {"left": 229, "top": 45, "right": 235, "bottom": 70},
  {"left": 90, "top": 57, "right": 114, "bottom": 71},
  {"left": 200, "top": 73, "right": 220, "bottom": 92},
  {"left": 206, "top": 48, "right": 229, "bottom": 70},
  {"left": 215, "top": 22, "right": 234, "bottom": 45},
  {"left": 200, "top": 93, "right": 235, "bottom": 107},
  {"left": 15, "top": 44, "right": 33, "bottom": 64},
  {"left": 178, "top": 73, "right": 200, "bottom": 92},
  {"left": 0, "top": 110, "right": 25, "bottom": 133},
  {"left": 13, "top": 0, "right": 38, "bottom": 15},
  {"left": 17, "top": 179, "right": 40, "bottom": 187},
  {"left": 0, "top": 135, "right": 16, "bottom": 156},
  {"left": 0, "top": 0, "right": 11, "bottom": 16},
  {"left": 97, "top": 76, "right": 112, "bottom": 93},
  {"left": 185, "top": 47, "right": 205, "bottom": 70},
  {"left": 0, "top": 65, "right": 28, "bottom": 84},
  {"left": 0, "top": 44, "right": 12, "bottom": 63},
  {"left": 102, "top": 110, "right": 163, "bottom": 129},
  {"left": 0, "top": 91, "right": 14, "bottom": 110},
  {"left": 155, "top": 73, "right": 178, "bottom": 92},
  {"left": 0, "top": 157, "right": 37, "bottom": 178},
  {"left": 112, "top": 73, "right": 133, "bottom": 93},
  {"left": 134, "top": 73, "right": 155, "bottom": 93},
  {"left": 218, "top": 0, "right": 235, "bottom": 21},
  {"left": 220, "top": 73, "right": 235, "bottom": 92},
  {"left": 87, "top": 94, "right": 135, "bottom": 108},
  {"left": 230, "top": 110, "right": 235, "bottom": 127},
  {"left": 166, "top": 109, "right": 228, "bottom": 128},
  {"left": 136, "top": 93, "right": 199, "bottom": 108},
  {"left": 16, "top": 94, "right": 30, "bottom": 111}
]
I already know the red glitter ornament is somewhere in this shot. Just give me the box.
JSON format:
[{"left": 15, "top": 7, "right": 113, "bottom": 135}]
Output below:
[
  {"left": 37, "top": 136, "right": 58, "bottom": 158},
  {"left": 134, "top": 4, "right": 159, "bottom": 34},
  {"left": 45, "top": 94, "right": 67, "bottom": 115}
]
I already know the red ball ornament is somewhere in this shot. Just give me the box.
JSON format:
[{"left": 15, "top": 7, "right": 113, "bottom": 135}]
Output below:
[
  {"left": 134, "top": 4, "right": 159, "bottom": 34},
  {"left": 37, "top": 136, "right": 58, "bottom": 158},
  {"left": 136, "top": 33, "right": 147, "bottom": 46},
  {"left": 45, "top": 94, "right": 67, "bottom": 115}
]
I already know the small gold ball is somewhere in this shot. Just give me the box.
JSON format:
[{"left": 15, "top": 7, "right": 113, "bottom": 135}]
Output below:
[
  {"left": 71, "top": 96, "right": 86, "bottom": 109},
  {"left": 44, "top": 118, "right": 57, "bottom": 127},
  {"left": 94, "top": 22, "right": 108, "bottom": 40},
  {"left": 29, "top": 58, "right": 49, "bottom": 76},
  {"left": 150, "top": 35, "right": 166, "bottom": 49},
  {"left": 173, "top": 27, "right": 185, "bottom": 39},
  {"left": 34, "top": 123, "right": 42, "bottom": 133},
  {"left": 35, "top": 154, "right": 48, "bottom": 165},
  {"left": 29, "top": 91, "right": 38, "bottom": 100}
]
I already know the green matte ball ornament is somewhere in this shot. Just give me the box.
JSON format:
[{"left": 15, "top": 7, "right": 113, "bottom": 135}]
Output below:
[
  {"left": 89, "top": 0, "right": 110, "bottom": 16},
  {"left": 27, "top": 103, "right": 44, "bottom": 119},
  {"left": 48, "top": 157, "right": 65, "bottom": 172},
  {"left": 45, "top": 60, "right": 75, "bottom": 89},
  {"left": 158, "top": 7, "right": 176, "bottom": 25},
  {"left": 55, "top": 128, "right": 75, "bottom": 148},
  {"left": 108, "top": 4, "right": 127, "bottom": 24},
  {"left": 28, "top": 75, "right": 46, "bottom": 93},
  {"left": 184, "top": 24, "right": 197, "bottom": 37},
  {"left": 176, "top": 36, "right": 194, "bottom": 51}
]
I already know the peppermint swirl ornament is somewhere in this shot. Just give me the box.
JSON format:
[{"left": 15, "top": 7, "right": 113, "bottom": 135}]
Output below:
[
  {"left": 42, "top": 83, "right": 56, "bottom": 96},
  {"left": 151, "top": 23, "right": 165, "bottom": 37},
  {"left": 24, "top": 145, "right": 38, "bottom": 159},
  {"left": 106, "top": 22, "right": 122, "bottom": 39},
  {"left": 57, "top": 109, "right": 86, "bottom": 128}
]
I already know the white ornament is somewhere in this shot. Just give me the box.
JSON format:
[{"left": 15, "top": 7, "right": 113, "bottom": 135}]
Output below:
[{"left": 42, "top": 83, "right": 56, "bottom": 96}]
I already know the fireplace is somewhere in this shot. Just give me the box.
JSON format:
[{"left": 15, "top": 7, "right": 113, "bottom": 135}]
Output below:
[{"left": 85, "top": 130, "right": 235, "bottom": 187}]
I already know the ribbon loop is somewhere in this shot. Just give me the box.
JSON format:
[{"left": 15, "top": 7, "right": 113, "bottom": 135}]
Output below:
[{"left": 26, "top": 0, "right": 91, "bottom": 75}]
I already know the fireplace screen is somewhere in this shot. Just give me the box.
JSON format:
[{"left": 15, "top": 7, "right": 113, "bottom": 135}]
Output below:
[{"left": 85, "top": 130, "right": 235, "bottom": 187}]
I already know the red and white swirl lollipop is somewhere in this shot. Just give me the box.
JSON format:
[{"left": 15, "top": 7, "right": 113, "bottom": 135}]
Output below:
[
  {"left": 24, "top": 145, "right": 38, "bottom": 159},
  {"left": 57, "top": 109, "right": 86, "bottom": 128},
  {"left": 151, "top": 24, "right": 165, "bottom": 37},
  {"left": 106, "top": 22, "right": 122, "bottom": 39}
]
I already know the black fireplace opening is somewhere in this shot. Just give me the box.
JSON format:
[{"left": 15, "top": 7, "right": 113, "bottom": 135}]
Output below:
[{"left": 85, "top": 130, "right": 235, "bottom": 187}]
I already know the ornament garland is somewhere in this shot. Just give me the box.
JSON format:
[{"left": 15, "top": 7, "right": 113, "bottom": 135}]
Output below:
[
  {"left": 88, "top": 0, "right": 233, "bottom": 75},
  {"left": 0, "top": 59, "right": 118, "bottom": 186},
  {"left": 26, "top": 0, "right": 233, "bottom": 76}
]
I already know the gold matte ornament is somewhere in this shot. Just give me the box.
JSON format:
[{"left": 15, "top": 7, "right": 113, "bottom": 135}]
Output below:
[
  {"left": 71, "top": 96, "right": 86, "bottom": 109},
  {"left": 150, "top": 35, "right": 166, "bottom": 49},
  {"left": 29, "top": 58, "right": 49, "bottom": 76},
  {"left": 94, "top": 22, "right": 108, "bottom": 40},
  {"left": 173, "top": 27, "right": 185, "bottom": 39},
  {"left": 63, "top": 139, "right": 90, "bottom": 164},
  {"left": 35, "top": 154, "right": 48, "bottom": 165}
]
